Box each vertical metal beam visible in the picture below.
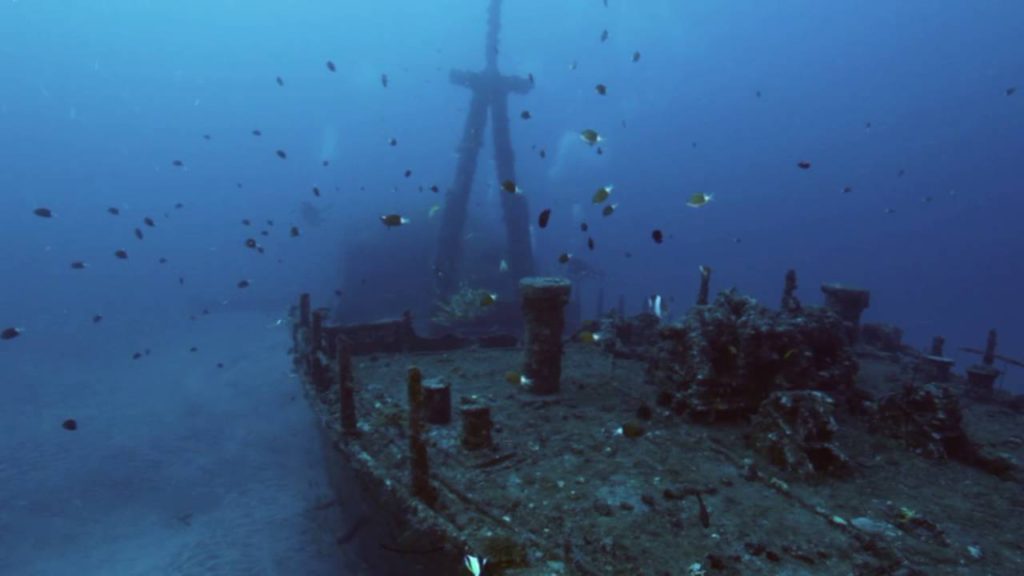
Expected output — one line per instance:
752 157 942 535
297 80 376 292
434 84 489 298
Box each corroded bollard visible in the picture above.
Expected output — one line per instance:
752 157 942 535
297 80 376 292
983 329 998 366
922 335 954 382
422 377 452 425
697 265 712 306
520 277 572 395
310 308 329 393
781 269 801 313
299 293 311 329
966 365 1000 396
407 367 437 506
336 336 359 436
820 283 870 342
922 354 955 382
461 403 493 450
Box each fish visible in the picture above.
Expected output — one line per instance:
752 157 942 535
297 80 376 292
592 185 613 204
404 169 412 178
501 180 522 194
158 257 167 264
699 265 711 280
252 129 262 136
322 160 329 167
558 252 572 264
632 51 641 62
587 237 595 250
242 219 251 226
276 76 284 86
479 292 498 307
171 160 184 167
380 214 410 227
842 186 853 194
578 331 602 344
275 149 287 159
92 315 103 323
783 349 799 360
381 73 389 88
237 279 251 289
528 73 535 85
1007 87 1017 96
62 419 78 431
430 185 440 193
570 60 578 71
600 29 609 42
521 110 531 120
595 83 607 95
2 327 22 340
601 203 617 217
134 228 143 240
388 137 398 146
312 187 321 197
538 209 551 228
290 226 300 237
580 222 589 232
504 371 521 385
33 208 53 218
143 217 155 227
580 129 602 145
202 134 211 141
428 205 441 218
686 192 712 208
651 229 663 244
107 207 120 215
70 261 87 270
797 160 811 170
114 249 128 259
326 60 336 72
464 555 487 576
499 259 509 272
245 238 258 249
132 352 142 360
538 149 546 159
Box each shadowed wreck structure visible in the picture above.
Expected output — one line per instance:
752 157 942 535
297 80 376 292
433 0 534 305
286 4 1024 576
290 261 1024 575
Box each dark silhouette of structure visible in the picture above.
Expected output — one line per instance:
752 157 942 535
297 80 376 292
434 0 534 300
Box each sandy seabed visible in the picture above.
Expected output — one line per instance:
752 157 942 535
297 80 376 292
0 310 363 576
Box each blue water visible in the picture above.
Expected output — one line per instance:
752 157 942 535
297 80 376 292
1 1 1022 574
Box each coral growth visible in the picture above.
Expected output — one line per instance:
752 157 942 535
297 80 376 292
432 283 498 326
649 289 858 421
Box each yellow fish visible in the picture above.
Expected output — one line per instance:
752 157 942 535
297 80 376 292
783 348 799 360
686 192 712 208
479 292 498 307
592 185 613 204
578 331 602 344
580 129 602 145
428 205 441 218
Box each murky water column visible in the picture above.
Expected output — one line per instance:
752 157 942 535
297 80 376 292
520 277 572 395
